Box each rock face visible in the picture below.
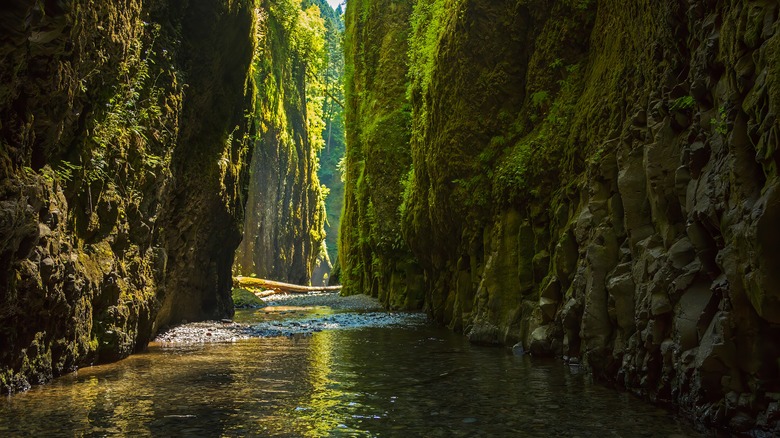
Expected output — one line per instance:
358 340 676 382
343 0 780 432
0 0 255 391
339 0 425 309
315 1 346 284
234 0 327 285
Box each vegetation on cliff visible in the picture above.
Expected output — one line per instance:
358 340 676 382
0 0 255 391
235 0 340 286
0 0 341 394
341 0 780 432
315 2 347 279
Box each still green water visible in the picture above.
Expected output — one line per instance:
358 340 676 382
0 315 703 437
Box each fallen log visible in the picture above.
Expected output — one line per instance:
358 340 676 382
233 276 342 294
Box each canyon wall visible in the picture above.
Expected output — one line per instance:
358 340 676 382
342 0 780 432
0 0 255 391
339 0 425 308
235 0 327 285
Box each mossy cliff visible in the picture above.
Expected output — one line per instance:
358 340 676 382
315 2 346 282
343 0 780 431
235 0 327 285
339 0 425 309
0 0 255 391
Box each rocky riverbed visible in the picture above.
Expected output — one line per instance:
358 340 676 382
153 293 426 344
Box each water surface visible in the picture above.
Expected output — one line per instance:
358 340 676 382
0 309 703 437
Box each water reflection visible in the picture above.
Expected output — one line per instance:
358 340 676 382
0 323 702 437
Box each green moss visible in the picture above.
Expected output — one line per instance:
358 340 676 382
339 0 422 307
234 0 328 283
232 288 266 309
670 95 695 111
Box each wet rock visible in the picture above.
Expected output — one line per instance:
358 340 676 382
511 342 525 356
529 325 557 357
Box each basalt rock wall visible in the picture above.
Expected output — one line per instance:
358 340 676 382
235 0 327 285
343 0 780 432
339 0 425 309
0 0 255 391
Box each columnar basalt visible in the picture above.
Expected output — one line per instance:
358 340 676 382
342 0 780 432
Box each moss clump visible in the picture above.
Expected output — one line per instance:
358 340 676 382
232 288 266 309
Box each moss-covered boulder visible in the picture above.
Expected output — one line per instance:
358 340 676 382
231 288 266 309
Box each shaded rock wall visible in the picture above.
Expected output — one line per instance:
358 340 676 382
315 0 346 279
0 0 255 391
343 0 780 432
339 0 425 309
235 0 326 285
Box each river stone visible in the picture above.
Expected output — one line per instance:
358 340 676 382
529 324 556 357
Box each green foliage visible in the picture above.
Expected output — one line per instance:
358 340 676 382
531 90 550 108
452 174 491 210
53 161 81 183
336 155 347 182
670 95 695 111
494 63 585 204
494 138 534 200
80 19 172 201
259 0 329 159
713 105 729 135
398 167 414 217
311 0 347 264
296 5 328 156
408 0 452 98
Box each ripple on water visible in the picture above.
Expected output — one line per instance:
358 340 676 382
0 295 708 437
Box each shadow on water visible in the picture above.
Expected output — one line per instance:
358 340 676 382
0 316 704 437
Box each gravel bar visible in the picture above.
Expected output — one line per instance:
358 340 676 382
154 293 425 344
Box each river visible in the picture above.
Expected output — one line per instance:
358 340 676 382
0 294 705 437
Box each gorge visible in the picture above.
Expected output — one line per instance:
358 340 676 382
1 0 779 435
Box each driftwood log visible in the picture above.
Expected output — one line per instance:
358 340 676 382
233 276 342 296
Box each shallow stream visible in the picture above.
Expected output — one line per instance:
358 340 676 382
0 294 705 437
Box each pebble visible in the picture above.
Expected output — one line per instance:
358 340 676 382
154 293 426 344
262 292 384 311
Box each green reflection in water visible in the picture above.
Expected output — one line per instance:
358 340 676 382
0 324 705 437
